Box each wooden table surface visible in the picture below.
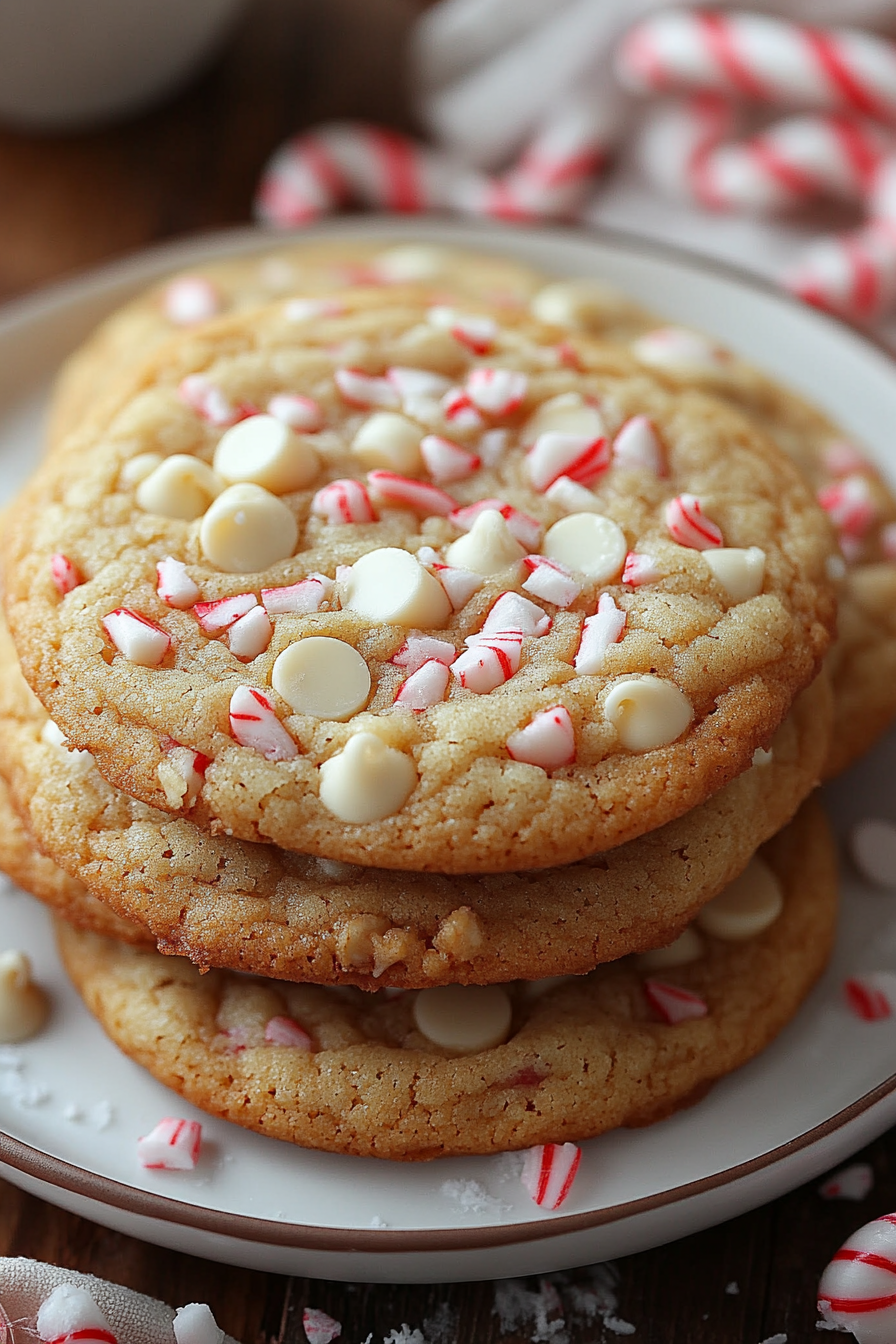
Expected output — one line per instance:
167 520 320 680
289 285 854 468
0 1 891 1339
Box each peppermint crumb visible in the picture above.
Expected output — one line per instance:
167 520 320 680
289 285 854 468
440 1178 509 1216
421 1303 457 1344
604 1316 636 1335
760 1335 787 1343
383 1329 426 1344
725 1282 740 1295
369 1215 390 1228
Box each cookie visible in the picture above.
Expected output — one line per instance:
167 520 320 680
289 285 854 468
49 240 545 447
530 279 896 775
0 770 148 947
55 797 838 1159
0 613 832 987
3 295 836 871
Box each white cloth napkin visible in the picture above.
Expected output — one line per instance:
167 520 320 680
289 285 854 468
0 1258 239 1344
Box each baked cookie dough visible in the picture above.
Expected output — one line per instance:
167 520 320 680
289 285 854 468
0 614 832 987
3 295 836 871
530 278 896 776
55 797 838 1159
49 240 545 448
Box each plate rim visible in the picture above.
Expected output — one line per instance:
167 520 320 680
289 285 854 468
1 214 895 1253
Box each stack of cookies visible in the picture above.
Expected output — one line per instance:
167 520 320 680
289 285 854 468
1 237 894 1168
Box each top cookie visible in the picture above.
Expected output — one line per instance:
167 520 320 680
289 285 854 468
3 293 836 871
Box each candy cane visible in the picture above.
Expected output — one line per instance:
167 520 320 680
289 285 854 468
616 11 896 121
137 1116 202 1170
521 1142 582 1210
818 1211 896 1342
665 494 724 550
644 978 709 1024
50 553 83 596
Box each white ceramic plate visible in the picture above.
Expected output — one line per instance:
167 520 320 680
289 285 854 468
2 219 896 1285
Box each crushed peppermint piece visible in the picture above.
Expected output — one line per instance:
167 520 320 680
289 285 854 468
267 392 323 431
229 686 298 760
50 553 83 596
623 552 662 586
441 387 485 429
449 498 542 550
431 562 482 609
193 592 258 633
818 1162 874 1201
157 556 200 609
178 373 239 427
367 470 456 516
394 658 451 710
420 434 480 483
644 979 709 1024
312 479 377 524
36 1284 118 1343
507 705 576 770
172 1302 225 1344
387 366 452 400
665 494 724 550
262 575 334 615
334 368 399 409
575 594 627 674
527 430 610 492
392 636 456 675
466 367 528 416
302 1308 342 1344
137 1117 202 1170
228 605 273 661
521 1142 582 1209
725 1282 740 1296
427 307 497 354
483 591 551 637
163 275 220 325
844 973 896 1020
818 475 877 538
613 415 666 475
522 555 582 607
102 609 170 667
265 1016 313 1049
452 634 523 693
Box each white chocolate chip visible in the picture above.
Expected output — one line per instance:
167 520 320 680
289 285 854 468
445 509 526 576
136 454 224 521
412 984 512 1052
199 484 298 573
542 512 627 582
703 546 766 602
637 926 705 970
351 412 424 473
272 637 371 720
0 950 50 1043
521 392 604 444
603 676 694 751
545 477 604 513
343 548 451 627
696 856 783 940
850 818 896 889
374 243 449 281
213 414 320 494
318 731 417 822
531 279 630 329
120 452 163 486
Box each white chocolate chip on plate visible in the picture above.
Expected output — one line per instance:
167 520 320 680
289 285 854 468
521 392 605 444
214 414 320 494
637 926 705 970
351 412 424 473
703 546 766 602
318 731 417 823
444 509 526 576
199 483 298 573
0 950 50 1043
343 547 451 627
603 676 694 751
413 984 512 1052
542 512 627 582
135 454 223 520
696 855 783 941
272 637 371 721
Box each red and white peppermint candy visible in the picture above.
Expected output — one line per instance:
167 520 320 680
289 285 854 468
844 972 896 1020
178 373 239 427
644 978 709 1024
613 416 667 475
785 216 896 321
483 590 552 637
334 367 399 410
137 1117 202 1170
36 1284 118 1344
193 592 257 633
102 609 170 667
452 633 523 693
428 306 498 355
156 556 200 610
522 555 582 608
312 478 377 524
386 366 453 400
622 552 663 586
819 1162 875 1201
50 553 83 596
420 434 480 483
521 1142 582 1211
366 469 456 517
430 562 482 610
163 275 221 326
163 743 211 806
262 574 334 614
441 386 485 430
173 1303 224 1344
394 658 451 710
819 474 878 538
267 392 323 432
527 430 610 492
229 605 273 661
507 704 576 769
818 1211 896 1343
465 367 528 416
575 594 627 674
229 685 298 760
665 494 724 550
392 635 456 675
302 1308 342 1344
449 498 543 550
265 1015 313 1049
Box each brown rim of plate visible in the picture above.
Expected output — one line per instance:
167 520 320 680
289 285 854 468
2 1072 896 1253
1 216 895 1255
